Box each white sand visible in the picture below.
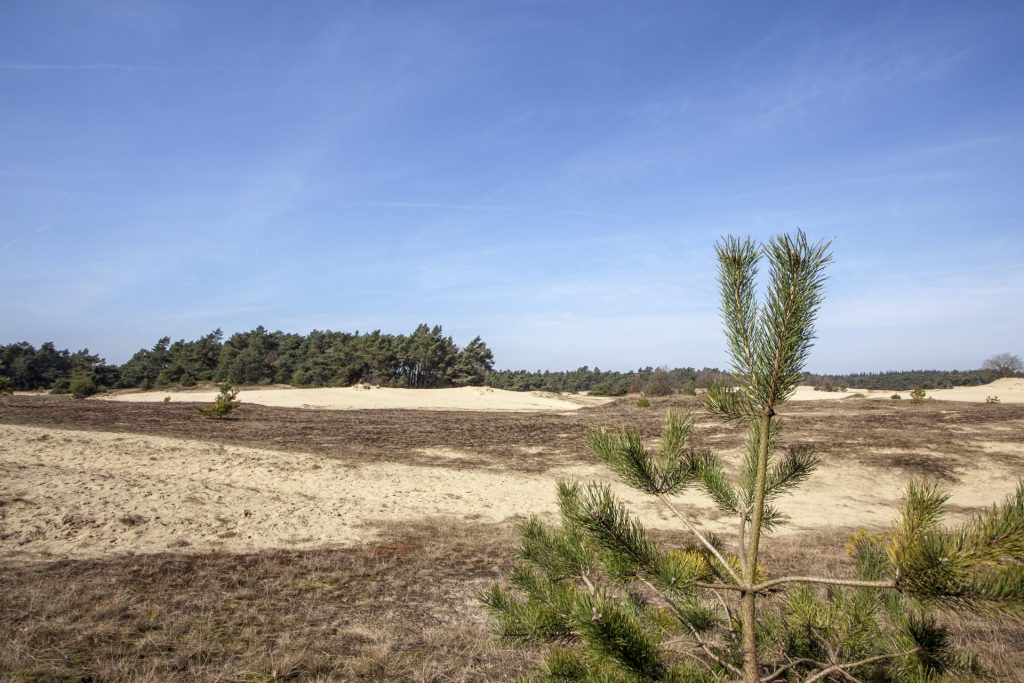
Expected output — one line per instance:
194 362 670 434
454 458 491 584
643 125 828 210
3 422 1020 560
97 385 611 412
790 378 1024 403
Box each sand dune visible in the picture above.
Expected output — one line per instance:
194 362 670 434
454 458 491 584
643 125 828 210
93 378 1024 412
98 385 611 412
791 377 1024 403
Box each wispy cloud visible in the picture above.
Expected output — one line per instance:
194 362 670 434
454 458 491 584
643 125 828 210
0 63 228 73
335 200 628 220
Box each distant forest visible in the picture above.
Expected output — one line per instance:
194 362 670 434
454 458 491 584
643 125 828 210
0 325 1016 397
0 325 494 395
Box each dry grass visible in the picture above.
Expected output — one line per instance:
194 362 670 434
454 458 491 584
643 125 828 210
0 520 533 682
3 395 1022 478
3 522 1022 681
2 396 1023 680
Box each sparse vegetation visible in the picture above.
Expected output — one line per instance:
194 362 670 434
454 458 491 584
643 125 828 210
910 386 927 404
986 395 1001 404
483 233 1024 682
636 395 651 408
891 393 902 400
2 382 1024 680
197 382 241 419
69 367 101 399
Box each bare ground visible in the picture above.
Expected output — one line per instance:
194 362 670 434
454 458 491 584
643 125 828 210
1 394 1023 681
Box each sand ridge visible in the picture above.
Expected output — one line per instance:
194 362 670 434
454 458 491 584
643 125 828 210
88 379 1024 413
97 385 612 412
790 377 1024 403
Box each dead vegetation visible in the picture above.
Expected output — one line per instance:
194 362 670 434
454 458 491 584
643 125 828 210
1 395 1023 680
0 521 532 682
2 395 1022 478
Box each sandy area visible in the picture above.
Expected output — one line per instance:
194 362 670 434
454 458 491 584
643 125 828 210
3 421 1019 560
790 377 1024 403
97 385 611 412
89 379 1024 414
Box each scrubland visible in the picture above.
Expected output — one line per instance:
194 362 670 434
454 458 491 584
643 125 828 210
2 389 1023 681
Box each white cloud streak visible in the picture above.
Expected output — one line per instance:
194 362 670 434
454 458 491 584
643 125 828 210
0 63 228 73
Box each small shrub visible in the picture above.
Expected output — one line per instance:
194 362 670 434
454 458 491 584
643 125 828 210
910 386 926 404
986 395 1001 404
0 375 12 395
197 382 240 419
891 393 902 400
636 396 651 408
69 369 100 399
163 396 172 403
49 377 71 394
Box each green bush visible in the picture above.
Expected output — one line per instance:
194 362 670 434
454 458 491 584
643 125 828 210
890 393 902 400
69 369 100 399
636 396 650 408
986 395 1001 404
0 375 12 395
910 386 926 404
49 377 70 394
197 382 240 419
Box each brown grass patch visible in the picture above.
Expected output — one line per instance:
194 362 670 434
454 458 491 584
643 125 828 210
0 521 531 682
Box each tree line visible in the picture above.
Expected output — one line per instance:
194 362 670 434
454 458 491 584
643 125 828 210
803 366 1016 392
484 366 732 396
0 329 1018 397
0 324 494 393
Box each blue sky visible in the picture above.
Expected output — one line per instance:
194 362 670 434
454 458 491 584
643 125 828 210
2 1 1022 373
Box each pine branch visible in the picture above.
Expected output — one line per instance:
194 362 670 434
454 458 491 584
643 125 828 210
764 446 818 503
801 649 920 683
573 589 667 680
715 235 761 386
692 450 741 515
519 515 595 581
656 493 743 586
754 576 896 592
758 658 817 682
890 479 1024 614
702 383 757 423
751 231 832 411
585 412 697 495
638 577 743 678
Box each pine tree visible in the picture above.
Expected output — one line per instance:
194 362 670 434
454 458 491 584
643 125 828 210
483 231 1024 682
197 382 241 419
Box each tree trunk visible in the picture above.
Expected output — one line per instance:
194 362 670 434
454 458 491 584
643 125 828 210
740 411 773 681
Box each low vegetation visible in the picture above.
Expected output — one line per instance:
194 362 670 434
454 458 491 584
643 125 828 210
196 382 241 419
69 367 101 399
2 383 1023 681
